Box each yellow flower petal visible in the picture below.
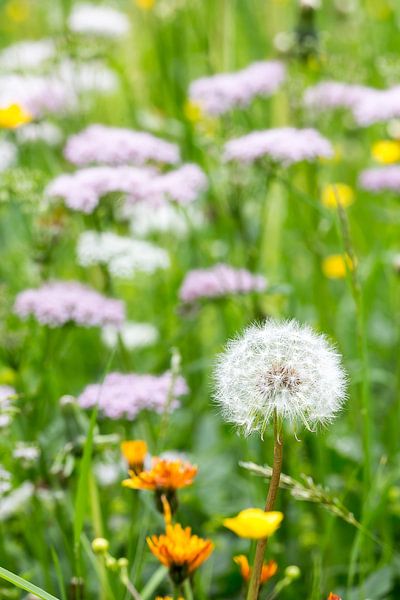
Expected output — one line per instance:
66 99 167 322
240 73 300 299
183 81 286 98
371 140 400 165
321 183 354 209
223 509 284 539
322 254 354 279
0 104 32 129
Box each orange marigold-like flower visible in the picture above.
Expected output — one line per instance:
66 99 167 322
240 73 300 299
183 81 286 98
233 555 277 585
147 523 213 585
328 594 342 600
121 440 147 473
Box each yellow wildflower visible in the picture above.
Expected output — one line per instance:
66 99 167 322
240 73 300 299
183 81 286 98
120 440 147 474
322 254 354 279
0 104 32 129
184 100 204 124
5 0 30 22
371 140 400 164
135 0 156 9
223 509 283 539
321 183 354 209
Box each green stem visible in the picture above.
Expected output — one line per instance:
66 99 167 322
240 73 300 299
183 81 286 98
183 579 194 600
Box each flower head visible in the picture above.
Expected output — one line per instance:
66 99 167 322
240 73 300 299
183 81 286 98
321 183 354 209
121 440 148 474
147 523 213 584
214 319 347 434
223 509 283 539
123 458 197 492
359 165 400 192
328 594 342 600
371 140 400 164
322 254 354 279
234 555 277 584
0 104 31 129
68 3 130 38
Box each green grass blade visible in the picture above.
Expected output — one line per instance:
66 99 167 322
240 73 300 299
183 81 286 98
50 547 67 600
0 566 60 600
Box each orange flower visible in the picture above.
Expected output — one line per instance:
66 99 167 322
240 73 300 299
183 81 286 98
121 440 147 473
328 595 342 600
147 523 213 584
234 555 277 585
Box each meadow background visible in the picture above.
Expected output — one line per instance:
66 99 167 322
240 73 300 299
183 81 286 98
0 0 400 598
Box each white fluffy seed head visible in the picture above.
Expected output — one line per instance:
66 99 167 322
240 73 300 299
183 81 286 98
214 319 347 435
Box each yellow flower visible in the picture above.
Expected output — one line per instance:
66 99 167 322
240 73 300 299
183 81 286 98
322 254 354 279
155 597 184 600
0 104 32 129
0 367 16 386
372 140 400 164
321 183 354 209
135 0 156 9
234 555 278 585
122 457 197 492
120 440 147 473
5 0 30 22
147 523 213 584
223 509 284 539
184 100 204 124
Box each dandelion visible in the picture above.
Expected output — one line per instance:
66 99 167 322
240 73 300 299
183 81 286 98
224 509 283 539
214 319 346 600
121 440 148 474
189 60 286 116
147 522 213 585
371 140 400 164
0 104 31 128
68 3 130 38
234 555 277 585
322 254 353 279
321 183 354 209
123 457 197 513
223 127 333 165
179 264 267 303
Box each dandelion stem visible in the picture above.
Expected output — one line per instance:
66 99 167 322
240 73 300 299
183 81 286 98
246 411 283 600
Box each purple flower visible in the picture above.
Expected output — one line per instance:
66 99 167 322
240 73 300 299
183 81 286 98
304 81 373 112
0 74 74 117
76 371 188 420
179 264 267 303
64 124 180 166
353 86 400 126
358 166 400 192
189 60 286 116
223 127 333 165
14 281 125 328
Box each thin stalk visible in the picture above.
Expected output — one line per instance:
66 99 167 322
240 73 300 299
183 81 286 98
246 412 283 600
183 579 194 600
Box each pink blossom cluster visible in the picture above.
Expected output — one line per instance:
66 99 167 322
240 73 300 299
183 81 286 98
189 60 286 116
358 166 400 192
304 81 373 112
64 124 180 166
76 371 188 419
14 281 125 328
0 74 74 117
353 86 400 126
47 163 208 213
223 127 333 165
179 264 267 303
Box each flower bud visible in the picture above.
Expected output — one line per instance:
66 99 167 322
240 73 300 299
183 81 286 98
285 565 301 580
91 537 109 554
118 557 129 568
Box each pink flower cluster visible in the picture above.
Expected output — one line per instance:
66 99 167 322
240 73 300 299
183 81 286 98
304 81 373 112
353 86 400 126
47 163 208 213
14 281 125 328
189 60 286 116
358 166 400 192
223 127 333 165
64 124 180 166
179 264 267 303
76 371 188 420
0 74 74 117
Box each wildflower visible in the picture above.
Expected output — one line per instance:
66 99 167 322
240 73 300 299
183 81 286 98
184 99 204 123
77 372 188 420
5 0 30 22
13 444 39 462
224 127 333 165
121 440 148 474
189 60 286 116
321 183 354 209
77 231 170 277
328 594 342 600
0 104 31 128
0 74 73 118
68 3 130 38
0 140 17 172
91 537 110 554
127 202 203 238
147 523 213 584
136 0 156 9
14 281 125 328
322 254 353 279
304 81 373 113
359 165 400 192
179 264 267 303
123 458 197 513
0 39 55 71
214 319 346 434
64 124 180 166
285 565 301 580
101 322 159 351
354 85 400 126
17 122 62 146
234 555 277 585
223 509 283 539
371 140 400 164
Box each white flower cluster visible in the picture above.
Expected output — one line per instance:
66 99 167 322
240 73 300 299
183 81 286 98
77 231 170 278
0 141 17 173
126 202 203 238
0 39 56 71
68 3 130 38
101 321 159 350
214 320 347 435
16 122 63 146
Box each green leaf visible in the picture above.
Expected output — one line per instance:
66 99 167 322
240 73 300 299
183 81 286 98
0 566 60 600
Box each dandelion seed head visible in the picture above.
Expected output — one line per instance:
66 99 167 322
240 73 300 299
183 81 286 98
214 320 347 435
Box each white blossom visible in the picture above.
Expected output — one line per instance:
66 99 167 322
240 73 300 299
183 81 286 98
68 4 130 38
101 321 159 350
